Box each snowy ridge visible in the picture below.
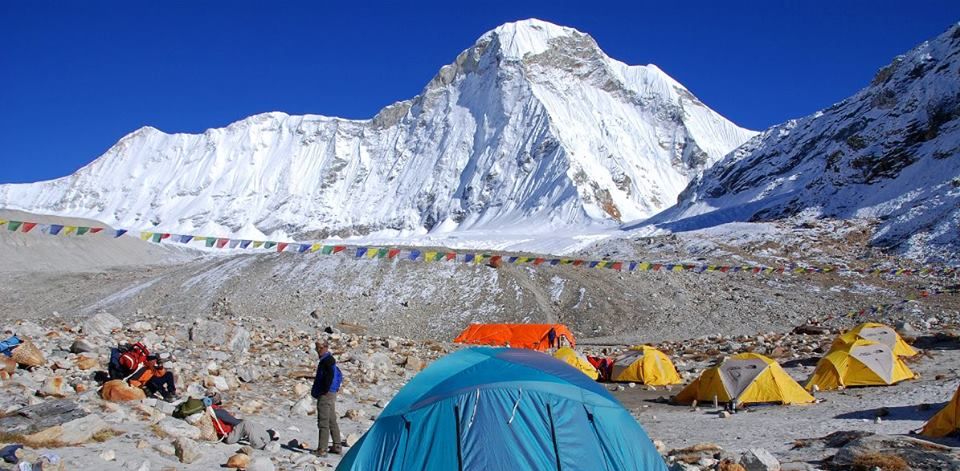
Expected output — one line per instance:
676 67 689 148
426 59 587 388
0 19 754 246
644 23 960 262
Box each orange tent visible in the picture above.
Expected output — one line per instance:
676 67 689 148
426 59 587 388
453 324 575 351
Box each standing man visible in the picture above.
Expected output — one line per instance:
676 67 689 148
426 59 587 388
547 327 557 349
311 340 342 456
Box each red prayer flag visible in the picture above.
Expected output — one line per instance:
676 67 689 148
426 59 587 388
90 227 104 234
387 249 401 259
277 242 289 252
611 261 623 271
533 258 545 266
216 238 229 248
161 233 171 240
332 245 346 254
445 252 456 261
573 260 584 266
21 222 37 233
653 264 663 271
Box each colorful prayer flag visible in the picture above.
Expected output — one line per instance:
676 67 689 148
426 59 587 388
276 242 288 252
114 229 127 238
409 250 421 260
76 227 90 236
217 238 229 249
388 248 401 259
356 247 368 258
321 245 333 255
20 222 36 233
6 221 21 231
206 238 217 248
151 233 162 243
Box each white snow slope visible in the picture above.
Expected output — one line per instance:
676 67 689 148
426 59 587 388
0 19 754 247
641 23 960 263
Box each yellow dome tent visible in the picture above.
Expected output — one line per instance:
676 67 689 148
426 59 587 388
610 345 681 385
921 384 960 438
553 347 599 380
805 339 915 391
831 322 918 357
674 353 813 406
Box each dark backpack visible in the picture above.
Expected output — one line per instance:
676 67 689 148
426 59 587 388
108 344 132 380
330 364 343 393
173 398 206 418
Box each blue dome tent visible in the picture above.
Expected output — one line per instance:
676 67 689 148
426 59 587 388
337 347 667 470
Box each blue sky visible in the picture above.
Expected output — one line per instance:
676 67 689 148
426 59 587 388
2 1 958 183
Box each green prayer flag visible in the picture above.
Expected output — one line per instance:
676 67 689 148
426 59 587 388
205 238 216 248
7 221 22 231
321 245 333 255
76 227 89 236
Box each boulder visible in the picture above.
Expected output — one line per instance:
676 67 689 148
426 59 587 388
156 417 202 440
1 356 16 374
190 319 228 345
228 327 251 354
83 312 122 337
293 382 311 397
832 434 960 471
402 356 426 371
226 453 251 469
0 400 86 435
23 413 109 446
69 339 97 354
129 321 154 332
75 356 99 370
11 340 45 367
291 396 316 416
345 432 362 447
237 367 260 383
174 437 203 464
100 380 147 402
248 457 276 471
739 448 780 471
38 376 68 398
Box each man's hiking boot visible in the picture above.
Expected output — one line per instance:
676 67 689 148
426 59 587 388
329 445 343 455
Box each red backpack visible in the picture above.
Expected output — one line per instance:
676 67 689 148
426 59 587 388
118 342 149 373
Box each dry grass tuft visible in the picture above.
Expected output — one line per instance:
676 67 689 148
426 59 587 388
92 428 121 442
851 452 909 471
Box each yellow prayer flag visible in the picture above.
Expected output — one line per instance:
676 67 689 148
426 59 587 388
638 262 651 271
367 248 379 259
425 251 438 262
252 241 263 248
310 243 322 253
141 232 152 241
596 261 608 269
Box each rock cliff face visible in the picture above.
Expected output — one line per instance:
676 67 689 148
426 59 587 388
0 19 753 241
652 23 960 262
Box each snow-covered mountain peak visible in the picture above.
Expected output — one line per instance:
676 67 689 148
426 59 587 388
481 18 584 59
0 20 755 247
647 23 960 262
